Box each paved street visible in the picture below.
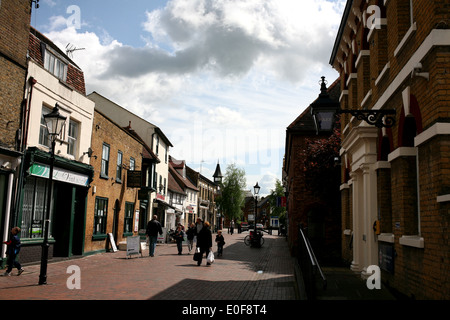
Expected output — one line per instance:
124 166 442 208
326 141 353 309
0 231 296 301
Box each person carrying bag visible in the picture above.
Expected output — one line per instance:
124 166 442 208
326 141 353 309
195 221 213 266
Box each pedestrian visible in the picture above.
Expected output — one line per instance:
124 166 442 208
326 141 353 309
230 220 235 235
186 223 196 254
2 227 24 276
196 221 212 266
195 217 203 235
146 215 163 257
215 230 225 257
174 225 184 255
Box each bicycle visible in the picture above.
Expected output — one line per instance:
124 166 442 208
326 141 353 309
244 231 264 247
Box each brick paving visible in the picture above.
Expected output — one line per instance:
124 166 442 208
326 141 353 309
0 231 297 301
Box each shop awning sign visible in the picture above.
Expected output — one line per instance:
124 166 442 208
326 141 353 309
30 163 90 187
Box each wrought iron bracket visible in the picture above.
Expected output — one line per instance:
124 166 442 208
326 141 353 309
337 109 396 128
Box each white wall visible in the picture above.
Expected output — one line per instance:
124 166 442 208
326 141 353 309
25 61 94 164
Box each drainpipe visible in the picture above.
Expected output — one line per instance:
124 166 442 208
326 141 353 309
22 76 37 151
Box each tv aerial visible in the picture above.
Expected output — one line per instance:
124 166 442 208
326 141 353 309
66 43 85 58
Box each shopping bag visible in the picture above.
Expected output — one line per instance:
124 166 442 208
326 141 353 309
193 247 201 261
207 251 214 264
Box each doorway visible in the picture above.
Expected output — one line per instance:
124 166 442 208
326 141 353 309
113 200 120 244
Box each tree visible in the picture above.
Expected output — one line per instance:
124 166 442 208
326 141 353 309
302 127 341 199
268 179 287 224
216 163 247 222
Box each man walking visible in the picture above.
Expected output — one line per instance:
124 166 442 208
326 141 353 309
146 215 163 257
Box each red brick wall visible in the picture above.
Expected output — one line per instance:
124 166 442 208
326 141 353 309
334 0 450 299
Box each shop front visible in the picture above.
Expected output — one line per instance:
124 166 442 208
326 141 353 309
0 148 22 267
17 148 93 264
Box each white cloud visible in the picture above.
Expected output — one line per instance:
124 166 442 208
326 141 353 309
40 0 345 188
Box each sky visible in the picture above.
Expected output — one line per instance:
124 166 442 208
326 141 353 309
31 0 345 196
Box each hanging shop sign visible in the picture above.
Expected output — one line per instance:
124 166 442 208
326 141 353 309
127 170 142 188
29 163 89 186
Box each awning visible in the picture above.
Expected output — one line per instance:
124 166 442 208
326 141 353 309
154 198 175 209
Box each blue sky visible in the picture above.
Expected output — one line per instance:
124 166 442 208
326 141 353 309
31 0 345 195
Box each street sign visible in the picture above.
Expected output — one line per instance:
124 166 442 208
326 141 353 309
126 235 142 258
108 233 118 252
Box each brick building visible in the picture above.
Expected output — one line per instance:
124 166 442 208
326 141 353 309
85 111 159 254
283 79 342 263
0 0 32 266
88 92 174 233
330 0 450 299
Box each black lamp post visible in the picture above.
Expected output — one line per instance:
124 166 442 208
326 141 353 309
39 103 66 285
252 182 260 246
213 162 223 230
310 76 396 134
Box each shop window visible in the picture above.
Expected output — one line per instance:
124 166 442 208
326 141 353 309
124 202 134 234
21 177 54 239
93 197 108 235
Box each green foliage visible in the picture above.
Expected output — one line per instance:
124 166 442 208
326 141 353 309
268 179 286 223
302 127 341 199
216 163 247 221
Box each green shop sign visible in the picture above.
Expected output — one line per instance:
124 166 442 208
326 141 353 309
29 163 90 187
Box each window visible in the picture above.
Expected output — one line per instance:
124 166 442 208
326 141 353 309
101 143 110 178
93 197 108 235
153 172 158 190
67 119 79 156
124 202 134 234
21 177 54 239
39 106 52 147
130 157 135 171
116 151 123 182
155 135 159 155
44 50 67 82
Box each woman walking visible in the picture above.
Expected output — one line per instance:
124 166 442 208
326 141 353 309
186 223 196 254
195 221 212 266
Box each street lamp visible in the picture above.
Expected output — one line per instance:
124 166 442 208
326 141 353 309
252 182 260 247
310 76 396 134
39 103 66 285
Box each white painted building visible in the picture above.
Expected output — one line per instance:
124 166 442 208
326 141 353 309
17 27 95 263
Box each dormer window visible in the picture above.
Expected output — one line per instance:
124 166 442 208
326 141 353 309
44 50 67 82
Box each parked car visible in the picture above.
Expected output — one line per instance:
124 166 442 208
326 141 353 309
256 223 264 230
241 222 249 231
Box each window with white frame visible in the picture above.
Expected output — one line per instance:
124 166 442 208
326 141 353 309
101 143 110 178
44 50 68 82
39 106 52 148
116 151 123 182
67 119 79 156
